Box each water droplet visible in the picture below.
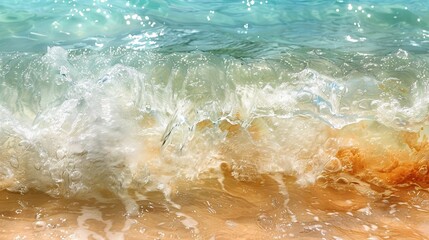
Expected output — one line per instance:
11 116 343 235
33 221 46 231
325 158 342 172
316 175 328 186
335 177 349 185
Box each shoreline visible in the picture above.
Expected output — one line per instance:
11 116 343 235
1 173 428 239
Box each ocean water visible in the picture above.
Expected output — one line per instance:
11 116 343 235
1 0 429 239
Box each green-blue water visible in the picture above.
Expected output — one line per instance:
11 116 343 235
1 0 428 53
1 0 429 223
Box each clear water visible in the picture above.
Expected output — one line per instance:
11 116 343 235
1 0 429 239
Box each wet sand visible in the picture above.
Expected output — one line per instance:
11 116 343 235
2 120 429 239
1 171 429 240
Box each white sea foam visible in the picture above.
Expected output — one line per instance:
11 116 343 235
0 47 429 213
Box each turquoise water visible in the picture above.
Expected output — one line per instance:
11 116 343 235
1 0 429 215
1 0 428 53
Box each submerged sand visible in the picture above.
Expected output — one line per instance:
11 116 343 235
1 172 429 240
2 120 429 239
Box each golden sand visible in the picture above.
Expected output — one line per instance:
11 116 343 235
1 171 429 239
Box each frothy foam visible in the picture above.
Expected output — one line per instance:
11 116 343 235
1 47 429 214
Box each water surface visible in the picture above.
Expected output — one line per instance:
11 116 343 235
1 0 429 239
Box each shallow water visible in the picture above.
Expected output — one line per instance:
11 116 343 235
2 174 429 239
1 0 429 239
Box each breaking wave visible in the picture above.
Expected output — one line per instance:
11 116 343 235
1 46 429 213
